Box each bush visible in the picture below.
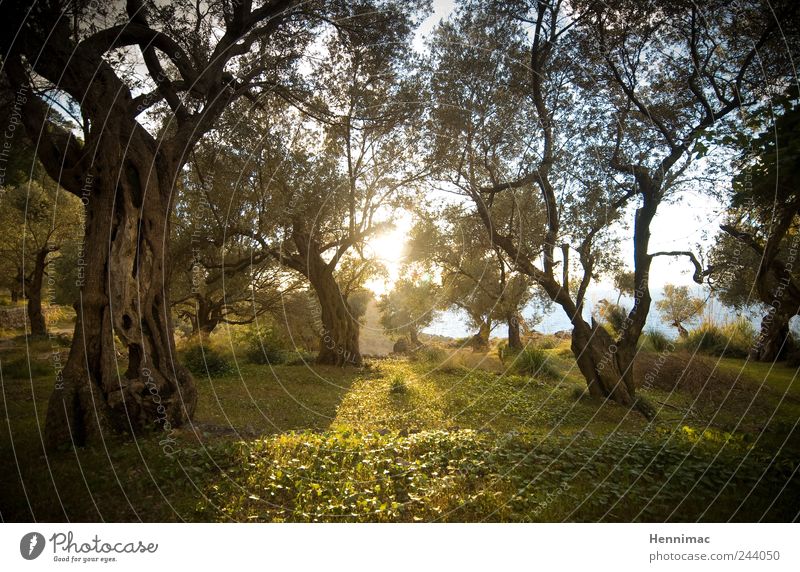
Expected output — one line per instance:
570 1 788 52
389 373 408 394
412 345 448 365
684 318 755 358
235 323 290 365
723 316 756 358
645 328 672 352
507 347 557 380
181 343 234 377
535 335 559 350
684 321 728 355
283 350 317 366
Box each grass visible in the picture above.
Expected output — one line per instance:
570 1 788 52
1 328 798 522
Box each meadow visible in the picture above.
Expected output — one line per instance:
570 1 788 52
1 317 798 522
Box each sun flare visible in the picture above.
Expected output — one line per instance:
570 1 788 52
362 220 411 297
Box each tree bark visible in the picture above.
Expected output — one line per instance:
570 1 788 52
571 319 654 418
286 230 362 367
26 247 51 336
190 295 220 336
307 260 362 366
751 311 794 362
44 140 197 450
507 314 523 351
470 319 491 351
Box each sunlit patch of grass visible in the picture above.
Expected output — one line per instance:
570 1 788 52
1 342 798 522
198 427 799 522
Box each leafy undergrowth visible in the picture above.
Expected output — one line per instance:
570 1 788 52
1 342 798 522
198 427 799 522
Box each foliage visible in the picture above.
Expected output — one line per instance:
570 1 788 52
3 341 800 522
378 277 441 343
198 427 797 522
1 354 53 378
411 345 448 365
235 323 291 365
181 342 234 377
644 328 672 353
407 211 543 343
0 180 82 302
595 300 629 337
389 373 408 395
504 347 557 380
683 317 755 358
656 285 705 337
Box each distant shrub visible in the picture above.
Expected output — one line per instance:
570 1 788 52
508 347 557 380
535 336 559 350
283 350 317 366
557 346 574 359
448 337 471 348
684 317 755 358
645 328 672 352
723 316 756 358
412 345 448 365
684 321 727 355
235 323 289 365
182 343 234 377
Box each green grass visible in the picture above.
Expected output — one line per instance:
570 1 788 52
1 333 798 522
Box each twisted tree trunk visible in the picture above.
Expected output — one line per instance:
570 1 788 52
45 137 197 450
751 311 794 362
507 314 522 351
307 258 362 367
26 247 53 336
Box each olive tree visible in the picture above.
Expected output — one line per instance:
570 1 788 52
0 0 406 448
426 0 784 416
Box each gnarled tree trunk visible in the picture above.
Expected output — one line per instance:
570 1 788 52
507 314 522 351
307 259 362 367
26 247 52 336
45 138 197 450
470 319 491 351
190 294 220 336
571 319 653 418
751 310 794 362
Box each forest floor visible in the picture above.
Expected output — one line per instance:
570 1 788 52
1 326 799 522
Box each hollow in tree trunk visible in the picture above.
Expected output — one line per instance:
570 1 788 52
45 144 197 450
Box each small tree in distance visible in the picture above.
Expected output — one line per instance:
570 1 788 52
378 278 441 348
656 285 706 338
